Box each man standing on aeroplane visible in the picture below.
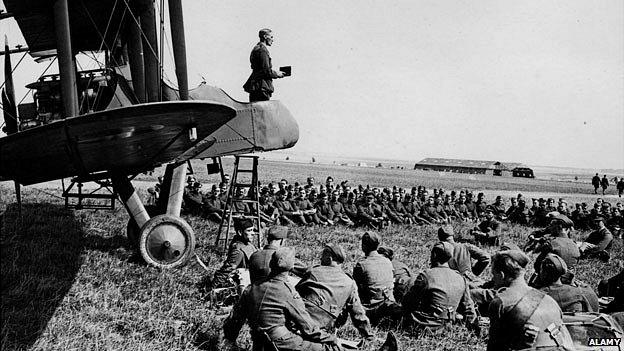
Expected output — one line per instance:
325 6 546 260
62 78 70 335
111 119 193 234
243 28 286 102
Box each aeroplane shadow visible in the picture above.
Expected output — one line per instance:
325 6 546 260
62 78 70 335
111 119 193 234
0 203 125 349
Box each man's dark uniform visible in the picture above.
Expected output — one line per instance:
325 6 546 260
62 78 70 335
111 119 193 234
402 242 478 330
296 265 373 338
488 283 574 350
592 174 601 193
581 225 613 256
378 247 415 301
448 242 490 285
224 250 336 351
487 251 574 351
353 251 395 306
212 234 257 288
248 226 307 284
474 216 501 246
357 201 385 229
538 253 599 313
274 197 307 225
243 41 281 102
293 196 320 224
540 283 599 313
352 237 398 323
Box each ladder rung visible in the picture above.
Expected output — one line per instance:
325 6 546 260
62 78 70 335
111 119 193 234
232 183 254 187
234 199 259 203
229 215 260 219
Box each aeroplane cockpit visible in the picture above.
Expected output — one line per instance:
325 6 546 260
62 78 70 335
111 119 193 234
18 68 134 131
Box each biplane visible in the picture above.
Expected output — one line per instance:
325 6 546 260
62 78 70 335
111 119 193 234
0 0 299 268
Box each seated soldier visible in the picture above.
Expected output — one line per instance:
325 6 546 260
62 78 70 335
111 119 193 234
508 198 530 225
528 213 581 287
343 192 359 223
353 232 400 324
314 192 335 225
211 218 258 289
402 241 478 332
224 248 340 351
387 191 414 224
378 247 415 302
419 196 444 224
471 206 502 246
231 187 250 215
486 250 574 351
538 253 599 313
505 197 518 219
491 195 507 220
258 191 280 225
357 193 387 229
202 185 224 223
182 175 204 215
295 244 374 341
329 190 354 226
438 226 490 287
578 215 614 261
248 226 307 284
292 188 321 224
273 190 307 225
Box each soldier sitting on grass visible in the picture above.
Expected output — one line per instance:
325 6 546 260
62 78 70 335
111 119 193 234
401 241 479 333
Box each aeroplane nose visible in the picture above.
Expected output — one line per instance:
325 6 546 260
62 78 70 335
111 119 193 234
258 100 299 150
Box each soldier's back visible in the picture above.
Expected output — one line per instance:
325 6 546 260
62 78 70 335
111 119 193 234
354 252 395 305
540 283 599 313
488 285 574 351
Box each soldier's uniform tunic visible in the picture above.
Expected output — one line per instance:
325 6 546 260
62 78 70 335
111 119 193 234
249 244 307 284
212 236 257 288
540 282 599 313
295 265 373 338
224 272 337 351
448 241 490 285
402 266 477 330
487 282 575 351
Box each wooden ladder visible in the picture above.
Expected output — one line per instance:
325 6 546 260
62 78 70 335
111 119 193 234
215 155 262 251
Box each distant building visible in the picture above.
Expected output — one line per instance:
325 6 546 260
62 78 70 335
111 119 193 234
413 158 534 177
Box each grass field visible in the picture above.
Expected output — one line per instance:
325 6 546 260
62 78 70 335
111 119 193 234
1 160 623 351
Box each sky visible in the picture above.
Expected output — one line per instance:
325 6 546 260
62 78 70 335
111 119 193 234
1 0 623 169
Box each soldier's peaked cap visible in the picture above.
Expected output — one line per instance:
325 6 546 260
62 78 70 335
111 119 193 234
324 243 345 263
437 226 454 239
431 241 454 263
362 232 380 248
541 253 568 276
593 215 605 222
499 250 530 268
548 212 574 227
267 225 288 240
270 248 295 272
234 218 254 232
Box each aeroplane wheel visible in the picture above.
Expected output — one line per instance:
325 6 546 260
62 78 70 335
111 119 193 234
138 214 195 269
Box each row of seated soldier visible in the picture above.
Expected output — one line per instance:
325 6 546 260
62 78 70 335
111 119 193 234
148 174 622 260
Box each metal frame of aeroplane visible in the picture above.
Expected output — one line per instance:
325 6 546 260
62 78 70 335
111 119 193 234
0 0 299 269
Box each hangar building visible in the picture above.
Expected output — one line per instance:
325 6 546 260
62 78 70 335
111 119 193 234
413 158 534 177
